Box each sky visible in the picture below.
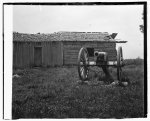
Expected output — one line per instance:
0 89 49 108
13 5 144 59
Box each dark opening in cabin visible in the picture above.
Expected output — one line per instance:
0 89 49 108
34 47 42 66
87 48 94 57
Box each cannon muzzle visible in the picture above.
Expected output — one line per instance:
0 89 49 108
94 51 107 57
94 51 108 62
94 51 99 56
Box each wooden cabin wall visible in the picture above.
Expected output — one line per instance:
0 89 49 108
63 41 82 65
42 41 63 67
63 41 117 65
13 42 34 68
13 41 63 68
13 41 117 68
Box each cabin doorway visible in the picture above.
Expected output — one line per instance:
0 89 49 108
34 47 42 66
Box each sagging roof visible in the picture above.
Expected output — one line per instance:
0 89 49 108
13 31 126 43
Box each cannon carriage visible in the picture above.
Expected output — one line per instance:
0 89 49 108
77 33 127 83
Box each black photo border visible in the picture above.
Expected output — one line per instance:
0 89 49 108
3 1 147 119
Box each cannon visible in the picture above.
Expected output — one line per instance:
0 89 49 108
77 34 127 83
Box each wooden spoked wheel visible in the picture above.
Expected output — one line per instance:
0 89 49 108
78 47 89 81
117 46 123 81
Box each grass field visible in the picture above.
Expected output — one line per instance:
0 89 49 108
12 59 145 119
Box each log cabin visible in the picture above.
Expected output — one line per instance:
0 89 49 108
13 31 124 68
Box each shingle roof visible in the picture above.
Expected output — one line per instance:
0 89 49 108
13 31 116 42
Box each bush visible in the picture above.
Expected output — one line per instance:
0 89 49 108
124 58 144 66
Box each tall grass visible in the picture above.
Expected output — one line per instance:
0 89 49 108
12 59 145 119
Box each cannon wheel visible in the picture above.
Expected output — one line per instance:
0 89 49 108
78 47 89 81
117 46 123 81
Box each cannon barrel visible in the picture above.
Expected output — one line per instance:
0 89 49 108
94 51 107 57
94 51 108 63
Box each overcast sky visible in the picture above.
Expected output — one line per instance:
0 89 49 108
13 5 144 59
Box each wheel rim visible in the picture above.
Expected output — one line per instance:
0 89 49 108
117 46 123 81
78 47 89 81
